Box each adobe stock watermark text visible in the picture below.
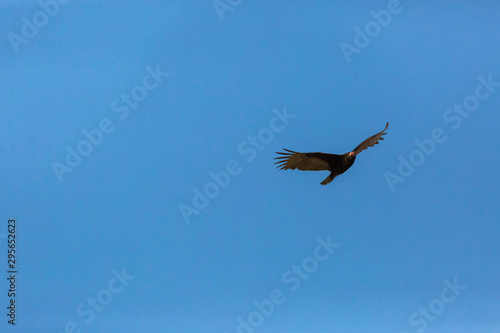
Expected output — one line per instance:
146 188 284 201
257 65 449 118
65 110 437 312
385 73 499 192
51 64 169 183
8 0 72 54
400 277 466 333
178 106 295 224
213 0 243 22
60 268 135 333
340 0 408 63
234 235 339 333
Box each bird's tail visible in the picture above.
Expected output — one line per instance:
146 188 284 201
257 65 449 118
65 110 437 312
320 173 336 185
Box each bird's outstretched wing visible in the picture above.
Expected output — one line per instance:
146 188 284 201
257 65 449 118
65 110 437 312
274 149 342 171
352 122 389 155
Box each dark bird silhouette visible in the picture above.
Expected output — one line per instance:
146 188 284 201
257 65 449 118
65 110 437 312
275 123 389 185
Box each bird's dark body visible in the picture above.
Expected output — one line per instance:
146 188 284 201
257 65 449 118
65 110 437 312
275 123 388 185
305 152 355 174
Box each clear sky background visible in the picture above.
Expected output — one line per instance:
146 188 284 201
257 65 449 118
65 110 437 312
1 1 499 332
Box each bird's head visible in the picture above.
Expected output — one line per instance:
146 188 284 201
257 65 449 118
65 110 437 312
348 151 355 158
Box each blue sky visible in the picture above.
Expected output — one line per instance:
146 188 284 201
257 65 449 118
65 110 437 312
1 1 499 332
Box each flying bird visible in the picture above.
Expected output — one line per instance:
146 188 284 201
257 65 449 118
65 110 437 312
275 122 389 185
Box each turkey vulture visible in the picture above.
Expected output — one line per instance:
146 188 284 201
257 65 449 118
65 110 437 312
275 122 389 185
